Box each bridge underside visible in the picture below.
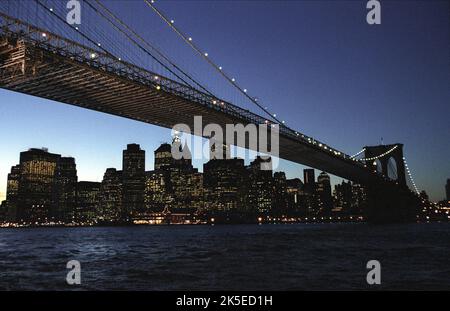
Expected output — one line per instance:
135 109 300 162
1 33 377 185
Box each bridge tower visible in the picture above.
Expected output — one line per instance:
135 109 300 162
364 144 406 187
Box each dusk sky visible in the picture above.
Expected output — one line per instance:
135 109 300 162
0 0 449 201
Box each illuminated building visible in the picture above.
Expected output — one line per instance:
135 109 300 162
154 143 173 170
147 140 203 212
53 157 77 222
303 169 315 194
203 157 247 211
286 178 304 213
122 144 145 220
16 148 60 222
145 170 173 211
351 183 367 215
247 156 273 213
317 171 333 215
5 165 20 221
333 181 352 214
76 181 101 223
99 168 122 222
5 149 79 223
273 172 288 215
302 169 317 214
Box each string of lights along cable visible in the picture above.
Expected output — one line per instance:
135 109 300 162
403 157 420 195
143 0 287 126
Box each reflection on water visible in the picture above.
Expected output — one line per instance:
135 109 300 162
0 223 449 290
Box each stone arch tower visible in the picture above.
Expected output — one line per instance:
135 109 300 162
364 144 406 187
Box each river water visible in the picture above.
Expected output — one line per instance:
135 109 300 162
0 223 449 290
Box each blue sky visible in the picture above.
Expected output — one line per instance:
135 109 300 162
0 0 449 201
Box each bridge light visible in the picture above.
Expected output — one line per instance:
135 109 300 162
232 78 235 82
97 43 101 47
170 20 175 24
219 66 222 70
49 8 54 12
90 53 97 59
75 27 79 31
188 37 192 41
243 89 247 93
282 120 285 124
273 114 277 117
156 85 161 90
154 75 159 80
42 33 47 38
118 57 122 61
204 52 208 57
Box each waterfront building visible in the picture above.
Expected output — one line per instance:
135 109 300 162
273 172 288 215
5 164 20 221
99 168 122 222
247 156 273 213
203 157 247 211
53 157 77 222
317 171 333 215
333 181 353 214
122 144 145 219
76 181 101 223
16 148 60 222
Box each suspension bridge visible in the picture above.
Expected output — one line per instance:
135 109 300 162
0 1 421 222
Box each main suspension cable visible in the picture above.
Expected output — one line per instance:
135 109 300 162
90 0 215 97
143 0 284 125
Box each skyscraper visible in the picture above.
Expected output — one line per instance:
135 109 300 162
76 181 101 223
286 178 305 214
317 171 333 214
303 169 315 193
247 156 273 213
273 172 288 215
99 168 122 222
122 144 145 220
333 181 352 214
154 143 173 170
16 148 60 222
204 157 247 211
302 168 317 214
6 165 20 221
53 157 77 222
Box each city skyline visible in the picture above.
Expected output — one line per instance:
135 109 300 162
1 1 449 202
2 140 371 225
